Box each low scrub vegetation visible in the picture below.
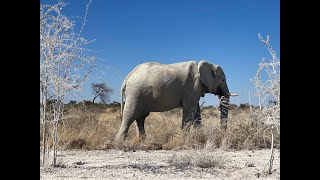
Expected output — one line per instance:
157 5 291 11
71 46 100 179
40 103 280 151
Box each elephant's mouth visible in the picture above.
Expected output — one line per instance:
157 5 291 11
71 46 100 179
215 87 225 98
216 88 238 98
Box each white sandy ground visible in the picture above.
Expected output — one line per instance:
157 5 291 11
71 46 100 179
40 149 280 180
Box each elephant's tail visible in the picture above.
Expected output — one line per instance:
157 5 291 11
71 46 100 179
120 82 126 117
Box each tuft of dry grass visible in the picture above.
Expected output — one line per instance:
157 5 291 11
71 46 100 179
167 151 225 169
40 104 280 151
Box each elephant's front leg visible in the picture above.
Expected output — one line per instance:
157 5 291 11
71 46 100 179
194 103 202 127
181 104 199 129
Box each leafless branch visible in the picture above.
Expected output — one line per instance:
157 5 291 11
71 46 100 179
252 34 279 175
40 0 95 167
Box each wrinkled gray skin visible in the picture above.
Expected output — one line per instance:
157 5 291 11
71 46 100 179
115 61 230 142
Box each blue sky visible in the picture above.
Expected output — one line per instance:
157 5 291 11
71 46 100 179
43 0 280 106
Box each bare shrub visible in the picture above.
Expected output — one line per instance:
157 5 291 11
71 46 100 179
40 0 95 166
251 34 280 126
251 34 280 175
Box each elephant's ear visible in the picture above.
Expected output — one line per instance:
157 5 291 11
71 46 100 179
198 60 215 91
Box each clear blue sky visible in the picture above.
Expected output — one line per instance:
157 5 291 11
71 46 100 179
43 0 280 106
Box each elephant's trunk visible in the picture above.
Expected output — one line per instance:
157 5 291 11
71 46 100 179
219 95 229 130
218 86 230 130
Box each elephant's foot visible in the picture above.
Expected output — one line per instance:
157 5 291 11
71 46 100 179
114 133 126 148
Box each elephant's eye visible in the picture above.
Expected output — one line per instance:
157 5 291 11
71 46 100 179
222 79 225 82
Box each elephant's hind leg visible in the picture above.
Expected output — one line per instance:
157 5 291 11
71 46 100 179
135 113 149 141
115 97 146 143
115 112 135 142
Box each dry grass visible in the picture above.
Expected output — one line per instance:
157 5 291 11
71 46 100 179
167 151 225 169
40 104 280 151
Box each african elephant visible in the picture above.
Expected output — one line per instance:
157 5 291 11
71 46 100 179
115 60 236 142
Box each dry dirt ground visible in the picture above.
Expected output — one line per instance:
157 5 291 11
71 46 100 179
40 149 280 180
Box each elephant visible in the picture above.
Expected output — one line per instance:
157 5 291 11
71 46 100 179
115 60 236 142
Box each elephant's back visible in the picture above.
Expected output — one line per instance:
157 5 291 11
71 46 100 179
125 61 197 94
126 61 194 85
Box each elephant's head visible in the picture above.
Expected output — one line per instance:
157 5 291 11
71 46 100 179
198 60 234 129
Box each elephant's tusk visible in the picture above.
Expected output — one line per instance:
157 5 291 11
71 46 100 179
226 93 239 97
